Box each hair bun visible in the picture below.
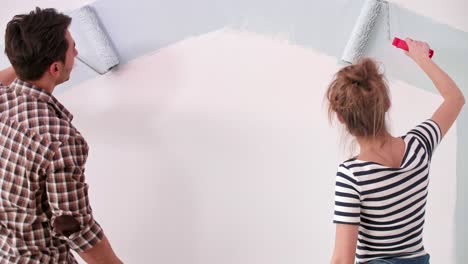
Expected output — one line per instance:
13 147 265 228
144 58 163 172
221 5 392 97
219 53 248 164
338 58 381 90
326 57 390 138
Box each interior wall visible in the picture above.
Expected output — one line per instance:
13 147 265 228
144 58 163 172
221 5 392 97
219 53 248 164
57 31 456 263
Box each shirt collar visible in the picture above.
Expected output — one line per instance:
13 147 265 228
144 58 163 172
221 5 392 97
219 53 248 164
10 79 73 122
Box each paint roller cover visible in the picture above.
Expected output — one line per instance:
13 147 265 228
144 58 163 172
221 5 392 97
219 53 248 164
69 6 119 74
341 0 383 64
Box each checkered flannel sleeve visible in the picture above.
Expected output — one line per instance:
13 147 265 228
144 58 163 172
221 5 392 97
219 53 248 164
46 135 104 252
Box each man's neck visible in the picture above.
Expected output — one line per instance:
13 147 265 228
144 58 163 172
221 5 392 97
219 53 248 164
26 78 55 94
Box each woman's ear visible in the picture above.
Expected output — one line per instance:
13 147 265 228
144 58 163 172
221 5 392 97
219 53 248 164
336 113 344 124
385 97 391 111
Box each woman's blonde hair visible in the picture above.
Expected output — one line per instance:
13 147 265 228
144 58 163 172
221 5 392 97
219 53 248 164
326 58 390 138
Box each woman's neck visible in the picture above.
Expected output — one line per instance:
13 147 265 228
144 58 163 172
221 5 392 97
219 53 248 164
355 130 406 168
356 130 394 153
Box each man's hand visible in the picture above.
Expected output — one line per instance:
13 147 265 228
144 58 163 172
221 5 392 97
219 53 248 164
0 67 16 85
78 235 123 264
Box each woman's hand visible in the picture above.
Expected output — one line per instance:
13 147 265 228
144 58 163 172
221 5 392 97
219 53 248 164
404 38 431 64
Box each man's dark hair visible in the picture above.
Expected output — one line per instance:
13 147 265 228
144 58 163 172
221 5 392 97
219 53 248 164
4 7 72 81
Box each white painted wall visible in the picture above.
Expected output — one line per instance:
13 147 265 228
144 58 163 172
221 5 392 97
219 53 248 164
58 30 456 263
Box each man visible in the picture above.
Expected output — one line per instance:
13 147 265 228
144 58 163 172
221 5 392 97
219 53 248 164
0 7 122 264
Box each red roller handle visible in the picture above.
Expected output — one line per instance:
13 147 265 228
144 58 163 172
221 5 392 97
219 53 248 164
392 37 434 58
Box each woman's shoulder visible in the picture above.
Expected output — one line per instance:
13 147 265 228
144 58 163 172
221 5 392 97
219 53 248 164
336 158 359 176
338 157 360 169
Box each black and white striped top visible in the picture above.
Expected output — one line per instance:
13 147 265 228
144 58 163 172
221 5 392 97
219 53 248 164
333 120 442 263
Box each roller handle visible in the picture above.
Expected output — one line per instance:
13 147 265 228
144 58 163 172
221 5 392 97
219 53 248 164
392 37 434 58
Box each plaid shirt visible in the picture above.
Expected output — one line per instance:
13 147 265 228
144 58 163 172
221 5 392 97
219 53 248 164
0 80 103 263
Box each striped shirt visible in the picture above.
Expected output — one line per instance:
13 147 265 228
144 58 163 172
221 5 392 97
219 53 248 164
0 80 103 263
333 120 442 263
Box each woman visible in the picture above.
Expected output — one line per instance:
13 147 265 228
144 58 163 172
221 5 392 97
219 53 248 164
327 38 465 264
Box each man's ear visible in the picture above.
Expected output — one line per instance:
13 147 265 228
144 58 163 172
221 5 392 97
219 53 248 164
49 62 61 77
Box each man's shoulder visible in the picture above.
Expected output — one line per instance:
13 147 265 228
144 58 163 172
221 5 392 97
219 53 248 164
32 110 80 143
0 90 79 142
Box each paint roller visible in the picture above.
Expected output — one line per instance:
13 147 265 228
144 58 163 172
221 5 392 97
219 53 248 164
68 5 119 74
342 0 435 63
341 0 384 64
